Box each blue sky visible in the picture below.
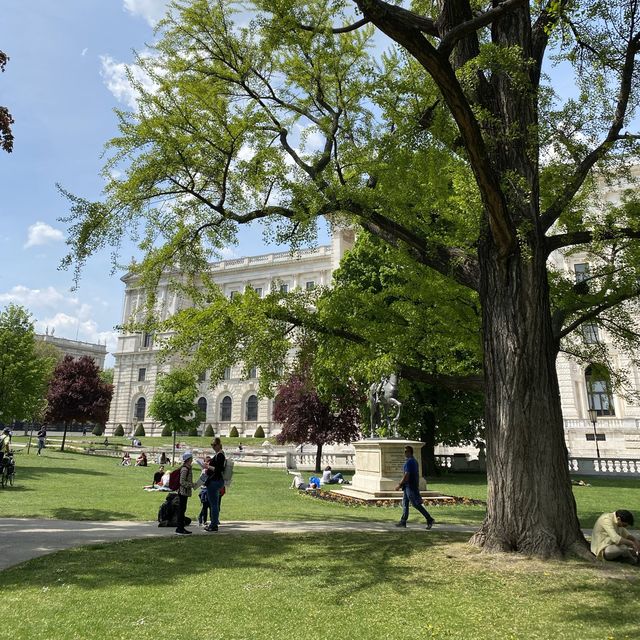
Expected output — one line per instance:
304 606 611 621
0 1 585 367
0 0 317 365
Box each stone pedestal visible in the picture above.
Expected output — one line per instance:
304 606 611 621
344 439 427 499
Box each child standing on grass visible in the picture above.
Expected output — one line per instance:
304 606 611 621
176 451 196 535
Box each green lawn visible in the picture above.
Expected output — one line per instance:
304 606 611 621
4 448 637 528
3 448 640 640
1 532 638 640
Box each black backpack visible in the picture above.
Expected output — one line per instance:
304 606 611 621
157 493 177 527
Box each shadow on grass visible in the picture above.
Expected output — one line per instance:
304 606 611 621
51 508 139 521
536 568 640 635
0 531 468 598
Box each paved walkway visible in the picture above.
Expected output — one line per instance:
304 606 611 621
0 518 478 571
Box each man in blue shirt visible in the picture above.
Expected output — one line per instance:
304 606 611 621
395 445 435 529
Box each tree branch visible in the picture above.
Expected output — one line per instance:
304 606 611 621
438 0 526 58
296 17 372 34
541 29 640 232
545 228 640 255
354 0 514 256
556 286 640 340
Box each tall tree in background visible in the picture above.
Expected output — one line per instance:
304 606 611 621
46 355 113 451
0 50 14 152
274 366 361 472
0 305 54 424
148 368 204 463
62 0 640 557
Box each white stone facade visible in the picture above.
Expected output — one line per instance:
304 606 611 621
107 177 640 457
107 230 355 436
35 333 107 369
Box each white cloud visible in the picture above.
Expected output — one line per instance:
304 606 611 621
0 285 69 308
81 48 88 57
123 0 169 26
100 54 158 109
0 285 118 355
24 222 65 249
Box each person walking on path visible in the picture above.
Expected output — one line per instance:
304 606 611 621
176 451 196 535
36 426 46 455
395 445 435 530
203 438 225 532
591 509 640 564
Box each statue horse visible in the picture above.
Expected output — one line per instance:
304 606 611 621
369 373 401 438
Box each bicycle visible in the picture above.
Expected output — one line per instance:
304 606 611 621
0 453 15 488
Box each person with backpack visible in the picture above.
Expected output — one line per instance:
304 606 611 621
175 451 197 535
203 438 225 532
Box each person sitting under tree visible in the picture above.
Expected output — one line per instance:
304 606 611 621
591 509 640 565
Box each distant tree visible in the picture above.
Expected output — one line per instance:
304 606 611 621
254 425 265 439
148 368 203 459
0 304 55 424
274 368 361 472
161 424 172 437
99 368 114 385
114 424 125 436
92 424 104 436
0 50 14 153
134 423 146 437
229 426 239 438
45 355 113 451
204 424 214 438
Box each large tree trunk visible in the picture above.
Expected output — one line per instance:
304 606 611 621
315 442 323 473
419 417 439 479
470 243 588 558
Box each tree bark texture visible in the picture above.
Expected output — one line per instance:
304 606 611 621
471 239 587 557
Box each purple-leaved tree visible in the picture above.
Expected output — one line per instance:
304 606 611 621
274 369 361 473
46 355 113 451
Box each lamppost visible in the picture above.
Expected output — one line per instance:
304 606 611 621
588 408 601 461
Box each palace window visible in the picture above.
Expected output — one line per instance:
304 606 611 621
220 396 232 421
585 365 615 416
246 395 258 421
582 323 600 344
138 368 146 382
197 397 207 419
134 397 146 421
574 263 590 283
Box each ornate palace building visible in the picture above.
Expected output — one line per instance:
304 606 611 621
107 173 640 457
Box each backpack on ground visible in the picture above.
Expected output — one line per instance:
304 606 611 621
167 467 181 491
157 492 191 527
157 493 177 527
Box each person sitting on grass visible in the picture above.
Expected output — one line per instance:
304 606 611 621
591 509 640 565
291 474 319 491
321 465 345 485
121 452 131 466
136 452 148 467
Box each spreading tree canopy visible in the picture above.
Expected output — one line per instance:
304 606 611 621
148 368 204 434
46 355 113 451
0 305 55 424
61 0 640 558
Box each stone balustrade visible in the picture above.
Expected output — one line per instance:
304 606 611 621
568 457 640 476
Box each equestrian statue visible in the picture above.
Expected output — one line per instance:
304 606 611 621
369 372 402 438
